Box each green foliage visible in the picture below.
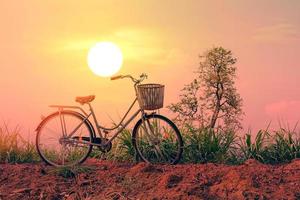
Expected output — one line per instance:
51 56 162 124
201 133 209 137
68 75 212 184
117 129 136 157
264 129 300 164
238 128 300 164
182 126 237 163
133 120 181 163
239 130 269 163
1 122 299 166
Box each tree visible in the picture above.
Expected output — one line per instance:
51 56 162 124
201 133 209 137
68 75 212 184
168 47 243 131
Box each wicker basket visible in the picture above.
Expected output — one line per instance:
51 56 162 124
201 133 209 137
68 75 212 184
137 84 164 110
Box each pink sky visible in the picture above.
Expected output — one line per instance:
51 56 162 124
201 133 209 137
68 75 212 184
0 0 300 135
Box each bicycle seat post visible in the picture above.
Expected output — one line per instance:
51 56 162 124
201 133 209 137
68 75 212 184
87 103 96 117
86 103 94 120
87 102 102 136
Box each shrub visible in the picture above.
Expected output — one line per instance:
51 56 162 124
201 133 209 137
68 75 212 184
239 128 300 164
182 125 237 163
239 130 269 163
263 129 300 164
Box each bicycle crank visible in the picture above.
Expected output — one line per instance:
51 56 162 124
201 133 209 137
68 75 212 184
93 138 112 153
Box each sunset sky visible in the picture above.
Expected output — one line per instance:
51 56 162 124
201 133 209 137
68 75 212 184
1 0 300 135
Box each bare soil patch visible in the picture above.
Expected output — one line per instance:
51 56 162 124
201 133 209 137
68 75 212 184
0 159 300 200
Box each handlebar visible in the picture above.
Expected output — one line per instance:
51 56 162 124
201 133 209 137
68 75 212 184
110 73 148 84
110 75 123 80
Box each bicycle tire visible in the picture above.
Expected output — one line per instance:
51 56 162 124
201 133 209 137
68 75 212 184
36 110 94 167
132 114 183 164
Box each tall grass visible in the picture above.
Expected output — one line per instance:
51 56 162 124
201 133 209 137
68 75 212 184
239 128 300 164
264 129 300 164
0 123 39 163
182 125 237 163
239 130 269 163
114 126 300 165
1 121 300 165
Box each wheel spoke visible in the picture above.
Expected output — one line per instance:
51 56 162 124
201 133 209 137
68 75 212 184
134 115 183 164
140 122 156 145
61 144 65 165
36 112 93 167
44 126 60 136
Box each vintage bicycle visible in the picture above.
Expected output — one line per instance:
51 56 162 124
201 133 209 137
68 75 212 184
36 73 183 167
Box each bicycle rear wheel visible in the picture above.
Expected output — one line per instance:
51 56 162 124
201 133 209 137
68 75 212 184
36 111 94 167
132 114 183 164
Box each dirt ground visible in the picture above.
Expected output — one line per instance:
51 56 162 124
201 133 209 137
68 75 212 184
0 158 300 200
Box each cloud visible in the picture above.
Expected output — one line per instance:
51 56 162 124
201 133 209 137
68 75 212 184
52 28 166 60
53 27 191 67
111 28 168 63
265 100 300 120
252 23 300 43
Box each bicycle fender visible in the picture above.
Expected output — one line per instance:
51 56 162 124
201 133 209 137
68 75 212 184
35 110 95 137
35 112 57 132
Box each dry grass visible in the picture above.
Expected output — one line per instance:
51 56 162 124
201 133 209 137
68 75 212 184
0 122 39 163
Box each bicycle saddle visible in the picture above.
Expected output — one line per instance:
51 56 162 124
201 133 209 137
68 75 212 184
75 95 95 105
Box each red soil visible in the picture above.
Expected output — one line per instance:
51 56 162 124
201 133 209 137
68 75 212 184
0 159 300 200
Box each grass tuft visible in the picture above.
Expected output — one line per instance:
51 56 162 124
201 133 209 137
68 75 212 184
0 123 39 163
182 125 237 163
51 166 94 178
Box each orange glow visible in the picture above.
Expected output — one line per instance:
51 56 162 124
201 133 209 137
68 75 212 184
0 1 299 134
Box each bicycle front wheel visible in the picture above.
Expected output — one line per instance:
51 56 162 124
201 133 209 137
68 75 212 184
36 111 94 167
132 114 183 164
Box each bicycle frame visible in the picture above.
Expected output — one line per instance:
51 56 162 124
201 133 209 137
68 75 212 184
49 97 148 148
88 97 143 144
46 74 154 147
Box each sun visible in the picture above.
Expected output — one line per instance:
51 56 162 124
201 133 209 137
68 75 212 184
87 42 123 77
